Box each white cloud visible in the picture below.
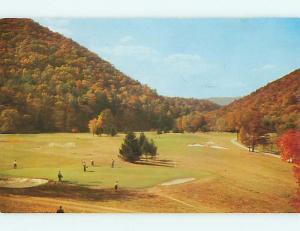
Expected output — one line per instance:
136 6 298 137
95 38 215 93
97 36 213 75
98 44 213 79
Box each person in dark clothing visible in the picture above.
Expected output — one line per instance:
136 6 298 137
58 171 63 182
13 160 17 169
111 159 115 168
114 181 118 192
91 160 94 166
83 161 87 172
56 206 64 213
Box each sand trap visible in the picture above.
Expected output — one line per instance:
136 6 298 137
161 177 195 186
210 145 227 150
188 142 227 150
188 144 205 147
48 142 76 148
0 177 48 188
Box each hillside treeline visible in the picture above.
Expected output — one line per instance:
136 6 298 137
0 18 219 133
173 70 300 151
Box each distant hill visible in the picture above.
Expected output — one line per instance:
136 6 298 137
207 97 240 106
208 70 300 132
0 18 219 133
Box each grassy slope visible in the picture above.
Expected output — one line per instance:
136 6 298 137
0 132 297 212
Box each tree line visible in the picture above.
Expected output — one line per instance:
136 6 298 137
0 18 219 134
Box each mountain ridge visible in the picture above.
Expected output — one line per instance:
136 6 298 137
208 69 300 132
0 18 219 133
206 97 240 106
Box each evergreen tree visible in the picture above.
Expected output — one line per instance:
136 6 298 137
139 132 147 148
119 132 142 162
138 132 158 160
139 132 150 159
148 139 158 159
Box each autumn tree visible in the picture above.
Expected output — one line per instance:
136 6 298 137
88 109 117 136
175 112 208 133
0 108 21 133
88 118 97 136
239 109 267 152
277 129 300 211
239 126 251 150
277 129 300 163
97 109 117 136
174 117 184 133
96 113 104 136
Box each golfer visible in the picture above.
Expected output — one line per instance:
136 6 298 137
111 159 115 168
58 171 63 182
13 160 17 169
83 161 88 172
56 206 64 213
114 181 118 192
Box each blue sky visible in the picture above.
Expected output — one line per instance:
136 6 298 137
36 18 300 98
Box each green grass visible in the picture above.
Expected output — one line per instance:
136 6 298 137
0 132 213 188
0 132 297 212
0 132 296 192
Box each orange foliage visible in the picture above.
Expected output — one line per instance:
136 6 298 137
208 70 300 133
277 129 300 211
0 18 219 133
277 129 300 164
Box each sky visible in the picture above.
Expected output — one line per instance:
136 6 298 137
36 18 300 99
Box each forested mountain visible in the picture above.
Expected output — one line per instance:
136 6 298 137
207 70 300 133
0 18 219 133
174 70 299 134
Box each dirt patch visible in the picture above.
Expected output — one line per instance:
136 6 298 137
0 177 48 188
161 178 195 186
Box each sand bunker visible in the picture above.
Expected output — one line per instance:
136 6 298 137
188 144 205 147
188 142 227 150
48 142 76 148
161 177 195 186
0 177 48 188
210 145 227 150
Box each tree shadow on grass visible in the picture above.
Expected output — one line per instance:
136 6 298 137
134 158 176 168
0 181 153 202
